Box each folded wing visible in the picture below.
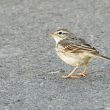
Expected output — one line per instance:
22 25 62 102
58 38 100 55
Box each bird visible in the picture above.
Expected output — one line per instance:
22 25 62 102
50 28 110 79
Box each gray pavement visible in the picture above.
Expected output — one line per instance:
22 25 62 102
0 0 110 110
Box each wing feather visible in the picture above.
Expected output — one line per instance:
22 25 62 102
58 38 99 55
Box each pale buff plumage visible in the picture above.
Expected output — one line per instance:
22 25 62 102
50 28 110 78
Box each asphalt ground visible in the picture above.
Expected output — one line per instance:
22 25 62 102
0 0 110 110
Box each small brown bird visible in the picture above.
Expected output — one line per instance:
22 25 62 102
50 28 110 79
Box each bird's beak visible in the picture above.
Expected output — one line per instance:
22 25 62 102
49 33 53 37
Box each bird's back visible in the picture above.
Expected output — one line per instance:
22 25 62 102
58 36 100 56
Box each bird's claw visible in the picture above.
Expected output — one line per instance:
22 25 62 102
61 75 80 79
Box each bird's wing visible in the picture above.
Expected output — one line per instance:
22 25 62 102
58 38 100 55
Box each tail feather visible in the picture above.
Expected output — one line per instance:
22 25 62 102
99 55 110 60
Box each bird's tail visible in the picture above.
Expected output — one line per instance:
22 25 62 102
98 54 110 61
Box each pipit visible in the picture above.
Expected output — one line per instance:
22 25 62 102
50 28 110 79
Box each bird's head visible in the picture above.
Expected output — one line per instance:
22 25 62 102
50 29 70 44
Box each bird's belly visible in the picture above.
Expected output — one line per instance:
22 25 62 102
56 51 82 66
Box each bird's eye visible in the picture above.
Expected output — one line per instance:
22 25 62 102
58 31 63 35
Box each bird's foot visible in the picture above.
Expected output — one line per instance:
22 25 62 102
78 72 88 77
61 75 81 79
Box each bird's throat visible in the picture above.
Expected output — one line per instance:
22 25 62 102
54 37 62 44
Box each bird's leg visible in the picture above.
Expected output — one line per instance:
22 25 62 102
78 64 88 77
62 65 80 78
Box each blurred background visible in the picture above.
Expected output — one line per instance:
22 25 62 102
0 0 110 110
